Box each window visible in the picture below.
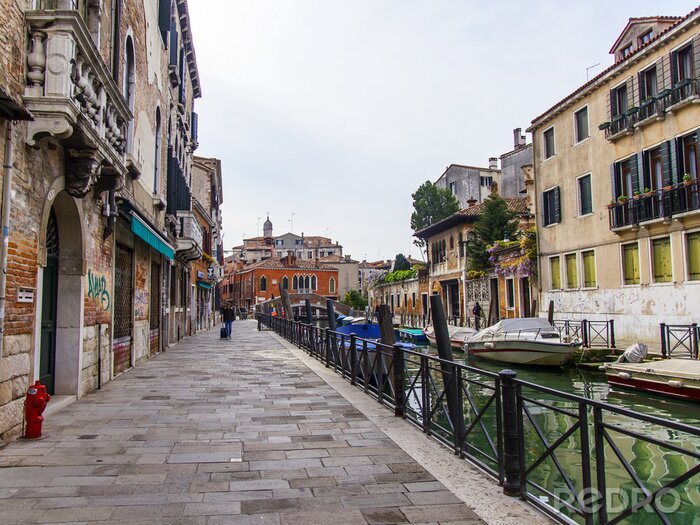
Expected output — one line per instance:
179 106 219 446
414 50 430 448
480 176 493 187
621 43 633 58
123 36 136 153
295 239 303 245
549 256 561 290
651 237 672 283
259 276 267 292
582 250 597 288
578 174 592 215
404 294 408 307
639 66 658 101
506 279 515 309
688 232 700 280
543 127 555 159
574 107 589 143
282 276 289 290
611 83 628 117
329 277 335 294
642 145 667 191
622 243 640 285
680 132 699 181
458 232 464 257
675 44 694 82
412 292 416 308
612 155 639 199
275 239 283 246
158 0 172 43
292 275 298 289
449 236 454 250
449 181 456 195
639 30 653 46
307 251 313 258
565 253 578 289
311 275 317 290
542 187 561 226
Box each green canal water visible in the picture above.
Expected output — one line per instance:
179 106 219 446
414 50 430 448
412 346 700 525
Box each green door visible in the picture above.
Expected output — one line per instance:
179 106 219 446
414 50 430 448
40 209 59 394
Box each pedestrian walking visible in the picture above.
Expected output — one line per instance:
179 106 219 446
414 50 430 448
472 301 483 330
222 303 235 339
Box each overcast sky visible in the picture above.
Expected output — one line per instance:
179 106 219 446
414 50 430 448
188 0 697 263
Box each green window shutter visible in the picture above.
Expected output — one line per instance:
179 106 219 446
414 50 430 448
630 154 641 195
661 141 673 187
582 250 597 288
652 238 672 283
553 186 561 223
688 232 700 280
158 0 172 43
565 254 578 289
623 244 640 285
550 257 561 290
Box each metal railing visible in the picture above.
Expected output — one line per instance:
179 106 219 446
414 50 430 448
609 180 700 229
660 323 699 359
258 314 699 525
553 320 615 349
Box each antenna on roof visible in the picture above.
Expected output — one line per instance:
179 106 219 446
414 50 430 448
289 212 296 233
586 63 600 81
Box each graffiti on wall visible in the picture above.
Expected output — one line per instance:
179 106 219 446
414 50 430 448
87 269 110 311
134 289 148 320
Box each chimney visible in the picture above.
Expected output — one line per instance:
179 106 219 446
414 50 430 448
467 197 477 208
345 255 351 262
513 128 527 148
488 157 498 170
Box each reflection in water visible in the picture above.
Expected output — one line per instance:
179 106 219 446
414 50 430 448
415 345 700 525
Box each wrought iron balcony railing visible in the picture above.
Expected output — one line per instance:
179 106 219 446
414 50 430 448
608 179 700 230
24 10 131 197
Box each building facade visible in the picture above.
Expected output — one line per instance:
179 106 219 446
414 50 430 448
528 9 700 343
318 254 359 299
0 0 206 441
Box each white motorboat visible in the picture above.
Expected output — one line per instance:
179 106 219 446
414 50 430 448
463 318 580 366
601 359 700 402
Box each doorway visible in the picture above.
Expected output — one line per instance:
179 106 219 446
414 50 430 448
39 209 59 394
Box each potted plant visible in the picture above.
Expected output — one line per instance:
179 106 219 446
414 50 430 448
607 199 617 209
632 190 641 200
683 173 694 187
617 195 629 204
643 187 654 197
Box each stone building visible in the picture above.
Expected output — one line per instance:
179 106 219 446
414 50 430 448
527 8 700 344
232 254 339 310
434 162 501 209
318 254 359 299
0 0 204 441
368 267 428 326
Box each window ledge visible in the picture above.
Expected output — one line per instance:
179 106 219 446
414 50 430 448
573 137 591 147
544 222 561 228
577 212 594 219
649 281 675 287
542 154 557 163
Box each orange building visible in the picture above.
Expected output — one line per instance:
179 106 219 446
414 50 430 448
233 254 339 311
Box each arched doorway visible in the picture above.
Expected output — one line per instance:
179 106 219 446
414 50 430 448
38 191 85 396
39 209 59 394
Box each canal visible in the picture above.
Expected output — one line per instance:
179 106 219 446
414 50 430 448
417 345 700 525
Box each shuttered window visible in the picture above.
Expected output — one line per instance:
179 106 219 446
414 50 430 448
544 127 555 158
565 254 578 289
622 243 640 285
652 238 672 283
158 0 171 44
550 256 561 290
543 187 561 226
506 279 515 308
582 250 597 288
574 107 589 143
688 232 700 280
578 174 592 215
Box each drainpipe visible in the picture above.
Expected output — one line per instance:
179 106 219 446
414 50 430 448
0 121 15 357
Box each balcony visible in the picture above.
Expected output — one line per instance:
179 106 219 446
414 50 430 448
175 212 203 261
24 10 131 197
601 79 700 142
608 179 700 230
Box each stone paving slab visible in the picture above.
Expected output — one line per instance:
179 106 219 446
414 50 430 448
0 321 489 524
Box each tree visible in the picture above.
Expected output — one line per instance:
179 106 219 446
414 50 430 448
468 193 519 271
410 181 460 250
342 290 368 310
393 253 411 271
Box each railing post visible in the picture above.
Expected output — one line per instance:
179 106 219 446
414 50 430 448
660 323 667 358
692 323 698 360
582 319 589 348
257 314 261 331
499 369 521 497
392 343 405 417
324 329 331 368
350 335 357 385
608 319 615 349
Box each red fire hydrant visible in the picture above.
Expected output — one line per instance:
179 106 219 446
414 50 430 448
24 381 50 439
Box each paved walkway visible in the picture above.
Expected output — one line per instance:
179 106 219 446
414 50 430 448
0 321 488 524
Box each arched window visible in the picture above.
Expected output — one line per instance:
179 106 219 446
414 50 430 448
259 276 267 291
311 275 317 290
282 276 289 290
153 107 161 192
292 275 298 289
458 232 463 257
329 278 335 294
449 236 454 250
123 35 136 153
304 275 310 289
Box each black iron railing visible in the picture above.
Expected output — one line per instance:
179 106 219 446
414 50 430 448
609 180 700 229
660 323 699 359
553 319 615 349
258 314 699 525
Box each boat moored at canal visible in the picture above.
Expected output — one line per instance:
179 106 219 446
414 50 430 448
602 359 700 402
424 324 476 351
464 318 581 366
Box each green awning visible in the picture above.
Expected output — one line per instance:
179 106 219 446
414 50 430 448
131 214 174 261
197 281 212 289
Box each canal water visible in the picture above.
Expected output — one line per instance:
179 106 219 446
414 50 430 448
416 345 700 525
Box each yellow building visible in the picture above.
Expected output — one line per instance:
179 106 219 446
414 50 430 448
528 11 700 343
